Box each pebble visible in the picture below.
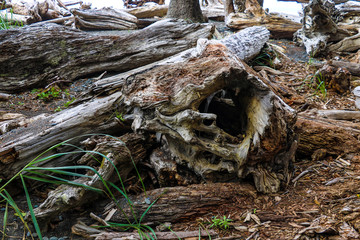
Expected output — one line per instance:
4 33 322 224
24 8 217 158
43 237 49 240
50 237 58 240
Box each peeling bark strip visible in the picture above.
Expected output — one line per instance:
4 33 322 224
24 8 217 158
0 19 214 93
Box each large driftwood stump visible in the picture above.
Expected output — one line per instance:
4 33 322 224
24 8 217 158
0 19 214 93
294 0 352 56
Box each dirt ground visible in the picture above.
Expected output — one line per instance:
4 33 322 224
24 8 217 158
1 36 360 240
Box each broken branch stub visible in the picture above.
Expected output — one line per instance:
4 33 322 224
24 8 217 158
121 27 297 193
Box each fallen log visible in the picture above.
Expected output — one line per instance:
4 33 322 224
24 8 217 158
0 19 214 93
124 4 168 18
108 183 256 223
225 13 301 39
295 113 360 157
72 8 138 30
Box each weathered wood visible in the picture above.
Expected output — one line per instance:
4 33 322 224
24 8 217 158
311 60 360 77
226 13 301 39
295 114 360 157
109 183 256 223
294 0 352 56
315 110 360 120
72 8 138 30
0 19 214 93
92 230 218 240
328 32 360 53
0 92 125 179
124 4 168 18
71 221 217 240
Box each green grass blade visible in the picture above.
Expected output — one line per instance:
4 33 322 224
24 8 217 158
23 172 102 193
2 202 8 240
20 175 42 240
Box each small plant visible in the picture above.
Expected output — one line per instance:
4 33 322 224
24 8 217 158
209 215 232 230
54 106 62 112
115 111 125 122
250 46 276 69
64 98 76 108
36 87 63 101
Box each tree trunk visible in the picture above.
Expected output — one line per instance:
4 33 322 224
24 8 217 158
0 19 214 93
167 0 205 22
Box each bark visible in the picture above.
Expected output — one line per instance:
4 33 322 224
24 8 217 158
167 0 205 22
108 183 256 223
0 19 214 93
295 113 360 157
71 8 138 30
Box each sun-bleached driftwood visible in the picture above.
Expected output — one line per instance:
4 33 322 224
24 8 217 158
0 19 214 93
124 4 168 18
294 0 353 56
5 0 63 22
0 92 124 179
225 12 301 39
72 7 138 30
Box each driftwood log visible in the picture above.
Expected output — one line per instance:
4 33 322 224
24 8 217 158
294 0 353 56
0 19 214 93
224 0 301 39
108 183 256 223
72 8 138 30
296 112 360 157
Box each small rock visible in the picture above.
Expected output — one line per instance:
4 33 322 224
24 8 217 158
43 237 49 240
50 237 58 240
274 196 281 202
